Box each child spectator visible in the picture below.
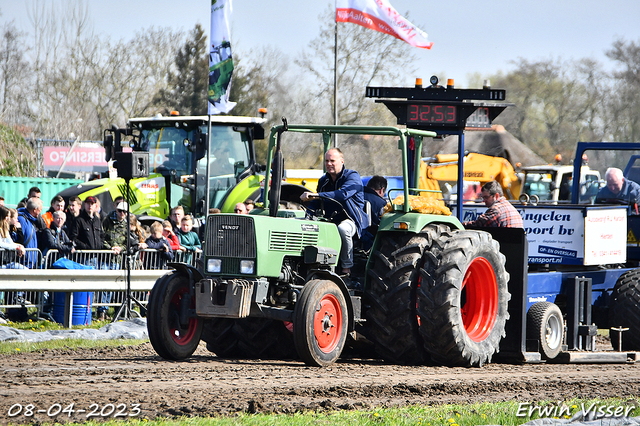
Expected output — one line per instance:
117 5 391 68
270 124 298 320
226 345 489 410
9 208 23 245
177 215 202 252
130 214 148 251
144 221 174 269
177 215 201 265
162 220 181 252
0 206 26 268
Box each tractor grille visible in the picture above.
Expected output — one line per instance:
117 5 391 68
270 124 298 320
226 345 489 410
206 215 256 259
269 231 319 251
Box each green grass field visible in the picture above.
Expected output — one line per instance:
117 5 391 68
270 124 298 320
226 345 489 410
17 398 633 426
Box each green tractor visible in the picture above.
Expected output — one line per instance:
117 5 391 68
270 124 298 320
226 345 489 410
147 121 510 367
57 114 314 224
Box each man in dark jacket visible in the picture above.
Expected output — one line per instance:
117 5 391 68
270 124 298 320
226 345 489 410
68 196 105 251
361 175 388 250
41 211 75 259
301 148 368 275
364 175 387 226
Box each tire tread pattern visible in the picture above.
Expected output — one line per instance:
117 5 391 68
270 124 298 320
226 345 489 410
418 230 510 367
362 224 451 364
609 269 640 350
202 318 297 359
526 301 563 359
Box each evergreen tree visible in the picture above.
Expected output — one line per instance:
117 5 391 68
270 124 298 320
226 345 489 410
155 24 208 115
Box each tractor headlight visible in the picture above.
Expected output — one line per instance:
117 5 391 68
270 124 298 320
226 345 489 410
207 258 222 273
240 260 255 274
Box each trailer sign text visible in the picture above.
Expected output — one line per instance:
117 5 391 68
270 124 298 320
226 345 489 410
458 205 627 266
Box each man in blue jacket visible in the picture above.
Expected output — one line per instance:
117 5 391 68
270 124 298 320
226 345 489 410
17 197 44 268
596 167 640 206
301 148 368 275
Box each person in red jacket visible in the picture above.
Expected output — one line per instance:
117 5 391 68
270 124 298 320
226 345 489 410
162 220 181 252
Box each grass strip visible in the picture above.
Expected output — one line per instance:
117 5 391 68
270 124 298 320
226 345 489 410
20 398 637 426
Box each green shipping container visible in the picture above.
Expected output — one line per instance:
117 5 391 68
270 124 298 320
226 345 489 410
0 177 84 207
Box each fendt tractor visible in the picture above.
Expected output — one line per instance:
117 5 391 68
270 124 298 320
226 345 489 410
57 114 314 222
146 79 514 367
147 77 640 367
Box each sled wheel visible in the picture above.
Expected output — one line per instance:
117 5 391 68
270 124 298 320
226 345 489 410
609 269 640 350
527 301 564 359
419 230 510 367
147 272 203 360
294 279 347 366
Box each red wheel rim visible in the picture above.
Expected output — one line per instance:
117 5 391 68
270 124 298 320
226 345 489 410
169 286 198 345
313 294 343 353
461 257 498 342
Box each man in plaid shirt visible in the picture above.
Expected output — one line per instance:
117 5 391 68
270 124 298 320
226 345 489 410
464 181 523 228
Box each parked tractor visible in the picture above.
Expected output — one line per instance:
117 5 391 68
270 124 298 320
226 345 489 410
57 114 315 223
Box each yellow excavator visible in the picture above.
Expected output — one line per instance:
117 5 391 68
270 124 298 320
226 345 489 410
419 152 521 200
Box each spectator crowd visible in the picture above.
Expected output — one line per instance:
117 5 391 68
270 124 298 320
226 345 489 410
0 188 216 321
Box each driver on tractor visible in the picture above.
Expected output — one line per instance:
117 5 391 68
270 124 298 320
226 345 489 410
300 148 369 276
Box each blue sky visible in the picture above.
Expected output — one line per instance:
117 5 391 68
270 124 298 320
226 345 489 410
2 0 640 87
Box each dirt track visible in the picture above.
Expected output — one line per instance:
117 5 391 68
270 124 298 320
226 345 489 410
1 339 639 424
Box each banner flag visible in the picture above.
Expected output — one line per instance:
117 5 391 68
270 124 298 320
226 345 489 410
336 0 432 49
208 0 236 114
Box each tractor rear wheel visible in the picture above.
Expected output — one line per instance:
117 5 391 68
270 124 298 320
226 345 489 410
363 224 451 364
418 230 510 367
527 301 564 360
609 269 640 351
147 272 203 360
294 279 348 366
202 318 297 359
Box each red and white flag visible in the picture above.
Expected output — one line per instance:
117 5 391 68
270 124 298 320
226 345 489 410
336 0 432 49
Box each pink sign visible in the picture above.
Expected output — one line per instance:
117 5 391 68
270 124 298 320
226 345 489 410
43 145 108 172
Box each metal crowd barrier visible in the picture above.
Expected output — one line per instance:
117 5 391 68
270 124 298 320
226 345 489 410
0 248 202 325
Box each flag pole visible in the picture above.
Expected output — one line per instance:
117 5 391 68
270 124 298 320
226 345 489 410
333 2 339 148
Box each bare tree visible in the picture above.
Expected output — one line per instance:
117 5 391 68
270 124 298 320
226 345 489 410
0 21 29 124
295 5 419 126
23 1 184 139
490 58 608 161
606 38 640 142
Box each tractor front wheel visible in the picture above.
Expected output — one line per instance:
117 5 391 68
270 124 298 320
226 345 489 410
294 279 348 366
147 272 203 360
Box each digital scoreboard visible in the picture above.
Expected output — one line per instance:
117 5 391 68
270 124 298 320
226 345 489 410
365 81 512 133
406 104 458 126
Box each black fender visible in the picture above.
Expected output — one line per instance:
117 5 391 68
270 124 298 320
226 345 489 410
306 269 355 332
165 262 203 295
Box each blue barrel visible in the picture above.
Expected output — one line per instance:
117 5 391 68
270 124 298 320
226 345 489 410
52 292 93 326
